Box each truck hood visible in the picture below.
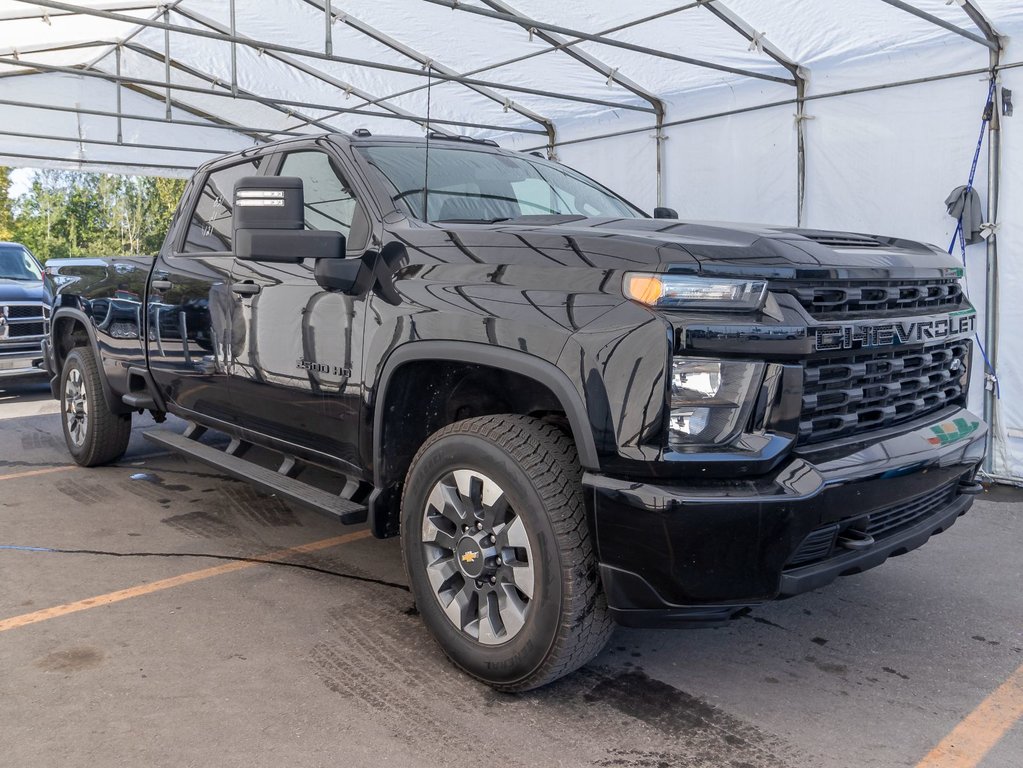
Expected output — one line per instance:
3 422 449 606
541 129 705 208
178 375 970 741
0 278 44 302
430 217 959 280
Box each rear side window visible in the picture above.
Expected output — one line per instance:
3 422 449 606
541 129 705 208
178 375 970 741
181 156 262 253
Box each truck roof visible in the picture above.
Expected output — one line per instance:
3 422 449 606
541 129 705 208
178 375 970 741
200 130 528 175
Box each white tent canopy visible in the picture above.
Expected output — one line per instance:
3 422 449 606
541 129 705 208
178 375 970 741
2 0 1023 479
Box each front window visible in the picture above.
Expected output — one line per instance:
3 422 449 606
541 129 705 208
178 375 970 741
0 244 42 281
277 150 370 252
181 156 262 254
357 144 645 223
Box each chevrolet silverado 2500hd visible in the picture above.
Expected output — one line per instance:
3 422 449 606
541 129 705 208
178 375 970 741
44 132 987 690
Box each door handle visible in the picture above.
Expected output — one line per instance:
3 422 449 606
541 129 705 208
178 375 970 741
231 282 261 296
151 279 173 290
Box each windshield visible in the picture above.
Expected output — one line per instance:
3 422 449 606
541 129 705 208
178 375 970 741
0 245 42 281
358 144 645 223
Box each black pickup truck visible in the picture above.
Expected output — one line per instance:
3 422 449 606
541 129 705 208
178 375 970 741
44 131 987 691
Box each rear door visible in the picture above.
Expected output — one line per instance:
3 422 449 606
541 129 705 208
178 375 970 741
228 142 374 474
146 153 265 422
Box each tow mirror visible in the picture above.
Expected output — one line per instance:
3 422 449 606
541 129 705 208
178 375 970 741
653 207 679 219
233 176 344 262
315 255 372 293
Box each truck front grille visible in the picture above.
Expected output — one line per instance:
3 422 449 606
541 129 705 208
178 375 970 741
786 480 960 569
863 480 959 538
2 303 47 340
799 339 969 444
7 321 44 338
778 278 963 318
6 305 43 319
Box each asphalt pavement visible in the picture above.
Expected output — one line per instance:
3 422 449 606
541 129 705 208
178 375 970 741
0 378 1020 768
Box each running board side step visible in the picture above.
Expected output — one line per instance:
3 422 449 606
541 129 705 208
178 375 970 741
122 392 158 410
143 429 368 525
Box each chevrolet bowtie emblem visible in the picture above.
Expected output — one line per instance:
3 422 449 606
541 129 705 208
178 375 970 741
460 551 479 564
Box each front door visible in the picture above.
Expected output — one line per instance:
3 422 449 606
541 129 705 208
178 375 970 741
146 154 265 423
228 145 373 475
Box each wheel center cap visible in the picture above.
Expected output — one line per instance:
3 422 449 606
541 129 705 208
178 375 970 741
456 535 486 578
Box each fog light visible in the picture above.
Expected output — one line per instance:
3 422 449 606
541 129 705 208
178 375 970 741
669 358 764 447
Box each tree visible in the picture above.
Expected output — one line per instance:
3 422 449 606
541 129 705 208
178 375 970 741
0 167 12 240
7 169 186 262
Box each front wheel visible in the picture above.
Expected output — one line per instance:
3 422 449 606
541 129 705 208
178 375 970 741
60 347 132 467
401 415 612 691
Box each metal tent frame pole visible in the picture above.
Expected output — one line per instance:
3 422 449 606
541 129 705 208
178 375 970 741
306 0 557 155
0 40 119 60
0 127 234 156
0 2 157 22
876 0 998 51
478 0 666 196
326 6 692 126
174 6 456 136
424 0 796 85
120 43 347 135
0 55 549 136
0 96 315 139
518 62 1014 152
701 1 809 225
0 150 196 173
958 0 1004 474
15 0 648 123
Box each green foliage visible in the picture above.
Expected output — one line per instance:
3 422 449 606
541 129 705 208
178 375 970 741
0 168 13 241
2 166 186 262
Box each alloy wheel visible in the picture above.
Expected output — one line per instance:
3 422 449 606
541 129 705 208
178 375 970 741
421 469 535 645
64 367 89 447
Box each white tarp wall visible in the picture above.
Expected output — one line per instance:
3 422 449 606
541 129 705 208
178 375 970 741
1 0 1022 478
497 2 1023 480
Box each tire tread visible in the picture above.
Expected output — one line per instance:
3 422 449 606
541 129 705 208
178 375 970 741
61 348 132 467
405 414 613 691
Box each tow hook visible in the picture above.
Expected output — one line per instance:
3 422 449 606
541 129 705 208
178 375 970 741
838 528 875 551
957 480 984 495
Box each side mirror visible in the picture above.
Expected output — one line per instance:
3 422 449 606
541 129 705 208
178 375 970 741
233 176 345 262
315 255 372 294
653 207 679 219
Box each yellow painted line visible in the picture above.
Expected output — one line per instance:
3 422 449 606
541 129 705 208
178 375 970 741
916 661 1023 768
0 529 372 633
0 465 75 482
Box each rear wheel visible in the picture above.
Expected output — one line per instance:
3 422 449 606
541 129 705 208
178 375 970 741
60 348 132 467
401 414 612 691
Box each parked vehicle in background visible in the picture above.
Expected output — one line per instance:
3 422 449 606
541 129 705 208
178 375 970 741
44 257 112 290
43 132 987 691
0 242 48 382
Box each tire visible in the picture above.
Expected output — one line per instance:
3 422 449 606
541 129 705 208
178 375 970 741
60 347 132 467
401 414 613 691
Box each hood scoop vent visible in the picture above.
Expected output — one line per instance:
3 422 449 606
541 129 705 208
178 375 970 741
800 231 883 248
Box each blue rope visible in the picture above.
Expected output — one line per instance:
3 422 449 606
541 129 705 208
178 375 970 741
948 78 999 398
0 545 55 552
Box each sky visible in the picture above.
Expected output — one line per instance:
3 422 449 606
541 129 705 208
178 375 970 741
9 169 33 198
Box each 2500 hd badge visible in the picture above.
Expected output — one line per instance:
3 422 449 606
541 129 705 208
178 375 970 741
815 309 976 351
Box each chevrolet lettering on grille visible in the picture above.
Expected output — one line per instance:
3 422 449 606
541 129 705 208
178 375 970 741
814 310 976 351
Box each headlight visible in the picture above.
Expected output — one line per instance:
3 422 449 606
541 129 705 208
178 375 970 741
624 273 767 311
669 358 764 447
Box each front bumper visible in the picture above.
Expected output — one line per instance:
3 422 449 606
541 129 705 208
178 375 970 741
0 343 47 380
586 407 987 628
